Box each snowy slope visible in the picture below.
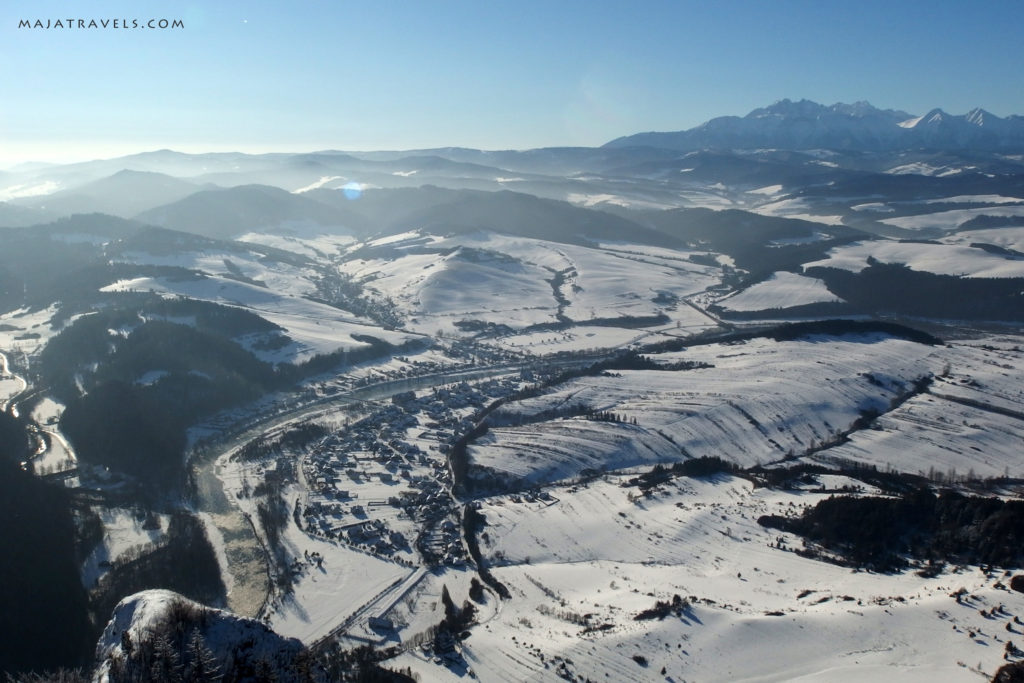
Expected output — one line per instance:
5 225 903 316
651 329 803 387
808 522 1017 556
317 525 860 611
717 271 844 312
339 231 722 338
396 474 1021 682
101 275 415 363
469 335 941 487
804 240 1024 279
93 589 308 683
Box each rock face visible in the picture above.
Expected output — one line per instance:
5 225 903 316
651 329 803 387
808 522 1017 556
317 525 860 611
93 589 316 682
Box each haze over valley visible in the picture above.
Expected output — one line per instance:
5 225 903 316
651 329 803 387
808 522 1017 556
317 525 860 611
4 99 1024 682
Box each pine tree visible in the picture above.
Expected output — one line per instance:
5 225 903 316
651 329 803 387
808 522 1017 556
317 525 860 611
184 628 220 681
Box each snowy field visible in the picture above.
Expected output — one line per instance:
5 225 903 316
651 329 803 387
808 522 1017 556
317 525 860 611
470 335 942 486
805 339 1024 479
217 457 410 643
717 271 844 312
751 197 846 225
115 247 322 297
80 508 170 589
338 231 722 337
101 275 415 363
393 474 1020 682
942 226 1024 252
804 240 1024 278
880 206 1024 232
0 305 68 357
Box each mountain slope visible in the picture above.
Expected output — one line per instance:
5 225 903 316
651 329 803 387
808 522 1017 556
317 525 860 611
606 99 1024 152
12 170 207 218
135 184 362 240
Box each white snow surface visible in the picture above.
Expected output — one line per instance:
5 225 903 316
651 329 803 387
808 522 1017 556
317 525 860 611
470 335 940 485
218 457 409 644
80 508 169 588
93 589 304 683
717 271 843 312
101 274 414 363
804 240 1024 278
942 227 1024 252
880 206 1024 232
395 474 1018 682
339 231 721 337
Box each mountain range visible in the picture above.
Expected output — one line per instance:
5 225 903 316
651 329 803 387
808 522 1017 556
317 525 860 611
605 99 1024 152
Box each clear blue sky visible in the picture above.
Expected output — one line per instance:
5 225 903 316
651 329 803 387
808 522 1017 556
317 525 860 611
1 0 1022 165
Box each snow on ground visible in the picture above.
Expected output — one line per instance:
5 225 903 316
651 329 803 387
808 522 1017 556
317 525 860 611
0 375 23 409
752 197 846 225
115 247 321 297
886 162 965 177
880 206 1024 232
236 231 356 259
804 339 1024 479
101 275 415 363
30 396 63 425
31 428 75 474
339 231 721 337
0 304 68 357
217 458 409 644
565 193 632 208
942 227 1024 252
81 508 169 589
0 179 59 200
292 176 344 193
716 271 843 312
852 202 895 213
804 240 1024 278
394 474 1018 682
924 195 1024 205
677 189 735 209
469 335 941 486
495 326 676 355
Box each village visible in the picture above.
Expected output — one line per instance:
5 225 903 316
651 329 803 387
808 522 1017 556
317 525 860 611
295 373 527 569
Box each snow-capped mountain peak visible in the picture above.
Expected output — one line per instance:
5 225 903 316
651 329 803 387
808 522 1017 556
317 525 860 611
605 100 1024 151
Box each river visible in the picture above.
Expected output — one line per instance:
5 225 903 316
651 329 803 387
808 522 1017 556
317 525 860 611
188 361 564 619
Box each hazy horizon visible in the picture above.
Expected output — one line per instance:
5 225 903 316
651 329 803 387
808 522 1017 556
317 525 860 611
3 0 1023 166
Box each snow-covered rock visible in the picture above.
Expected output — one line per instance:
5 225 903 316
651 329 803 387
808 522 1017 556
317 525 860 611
93 590 314 682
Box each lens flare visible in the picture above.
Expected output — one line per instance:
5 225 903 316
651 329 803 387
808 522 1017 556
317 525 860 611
342 181 363 200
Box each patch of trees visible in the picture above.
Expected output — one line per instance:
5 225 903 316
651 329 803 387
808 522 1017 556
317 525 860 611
318 644 416 682
643 207 866 277
39 300 285 400
452 319 516 336
626 458 738 492
808 260 1024 322
749 462 926 495
635 594 690 621
294 335 417 379
39 306 306 492
312 271 404 329
513 313 671 338
235 424 329 463
0 415 93 675
993 660 1024 683
462 505 511 599
758 489 1024 572
713 299 851 321
0 410 34 463
0 214 145 313
90 513 225 631
642 318 942 355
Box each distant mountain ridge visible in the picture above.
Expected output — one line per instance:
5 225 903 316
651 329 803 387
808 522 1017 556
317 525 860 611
605 99 1024 152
